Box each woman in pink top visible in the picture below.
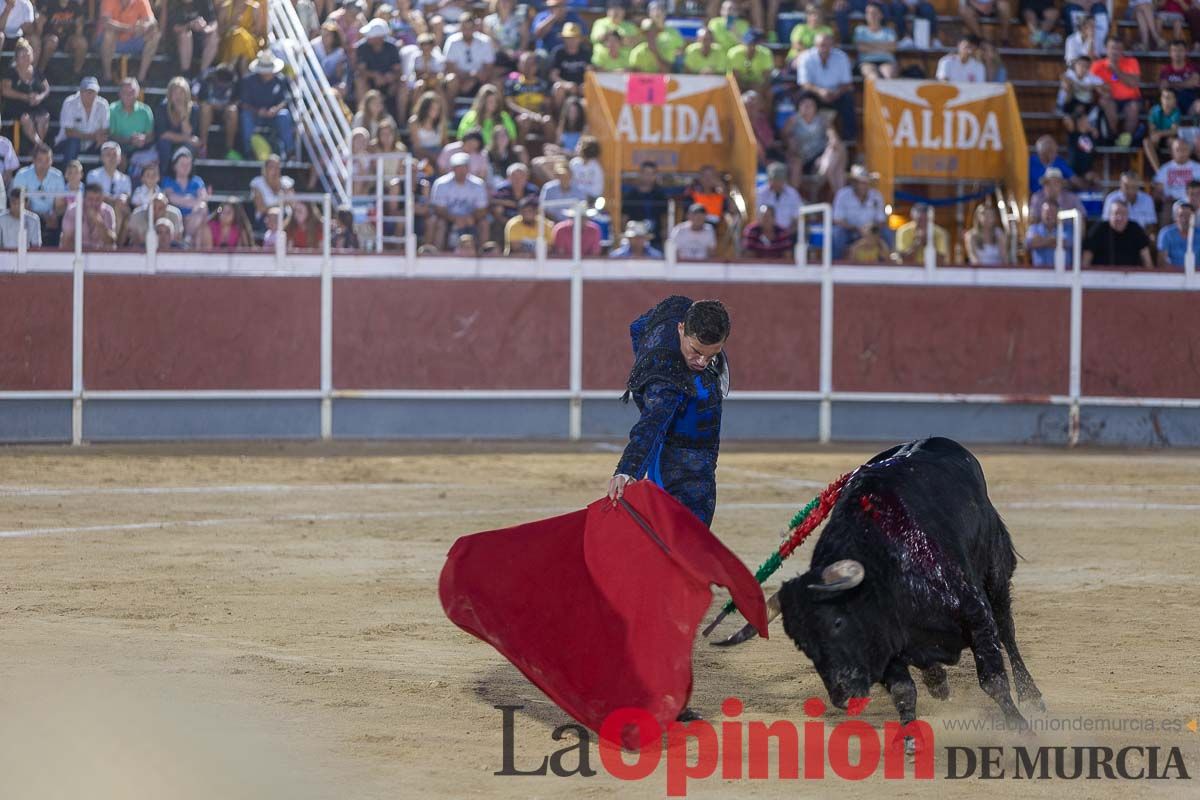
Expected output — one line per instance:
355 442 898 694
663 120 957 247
208 202 252 248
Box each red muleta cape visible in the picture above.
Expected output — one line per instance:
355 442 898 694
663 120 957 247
439 481 768 748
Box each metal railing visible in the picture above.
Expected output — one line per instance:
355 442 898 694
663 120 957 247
794 203 833 269
346 152 415 258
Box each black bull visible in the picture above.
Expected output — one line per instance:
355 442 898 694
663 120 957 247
716 437 1044 728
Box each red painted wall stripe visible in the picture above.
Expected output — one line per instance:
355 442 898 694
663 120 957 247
1082 291 1200 398
0 274 72 391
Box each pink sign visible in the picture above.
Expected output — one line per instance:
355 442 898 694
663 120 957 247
626 74 669 106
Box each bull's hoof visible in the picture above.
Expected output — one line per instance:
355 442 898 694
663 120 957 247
676 708 703 722
710 623 759 647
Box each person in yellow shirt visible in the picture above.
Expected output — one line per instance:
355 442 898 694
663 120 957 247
683 27 729 74
788 3 835 63
727 30 774 93
592 29 631 71
630 16 684 73
893 202 951 263
504 197 554 255
590 0 639 46
707 0 750 52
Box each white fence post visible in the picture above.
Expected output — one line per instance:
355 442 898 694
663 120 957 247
16 189 28 270
321 193 333 441
1068 226 1083 447
794 203 832 269
924 210 936 274
71 188 84 446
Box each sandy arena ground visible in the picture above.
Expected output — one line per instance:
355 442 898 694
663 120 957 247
0 441 1198 799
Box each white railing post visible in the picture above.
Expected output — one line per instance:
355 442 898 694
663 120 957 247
374 157 384 253
16 189 28 271
795 215 807 267
794 203 832 268
1055 209 1080 274
404 154 416 271
71 188 84 446
572 202 583 265
1068 226 1083 447
819 254 834 443
924 210 936 274
321 193 333 441
568 219 583 441
274 206 287 264
1185 218 1195 276
146 212 159 271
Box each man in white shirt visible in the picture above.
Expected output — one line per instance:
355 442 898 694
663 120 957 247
0 187 42 248
0 0 37 53
670 203 718 261
1101 171 1157 230
429 151 489 250
797 33 856 139
832 164 889 258
758 161 804 232
1153 136 1200 208
442 13 495 101
86 141 133 218
936 34 986 83
54 76 111 163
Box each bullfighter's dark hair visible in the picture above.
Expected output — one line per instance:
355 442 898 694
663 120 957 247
684 300 730 345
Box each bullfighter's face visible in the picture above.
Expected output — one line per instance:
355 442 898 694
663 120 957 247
676 323 724 372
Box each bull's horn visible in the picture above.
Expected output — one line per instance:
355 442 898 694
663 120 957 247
710 591 781 647
808 559 865 593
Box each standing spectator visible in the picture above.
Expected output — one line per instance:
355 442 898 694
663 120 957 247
249 154 294 224
443 13 496 104
937 35 986 83
853 3 898 80
1082 198 1152 267
727 30 774 93
963 203 1008 265
532 0 584 52
354 19 402 115
109 77 157 176
1144 89 1181 173
217 0 267 70
60 184 117 251
1102 171 1157 228
457 84 517 148
429 151 489 249
708 0 749 52
797 34 856 140
39 0 89 74
97 0 162 84
960 0 1011 44
1025 200 1071 267
832 164 888 258
621 161 667 244
669 203 717 261
549 23 591 105
759 161 803 232
86 141 132 230
610 220 663 259
503 195 552 255
156 76 202 170
13 145 65 244
1064 14 1101 65
483 0 529 72
162 147 210 246
505 51 556 142
54 76 109 164
0 0 38 58
1153 136 1200 208
784 93 847 195
1 37 50 152
170 0 219 75
0 187 42 248
1029 167 1087 222
1091 38 1141 147
590 0 637 47
124 191 183 245
592 29 630 72
894 202 949 263
194 63 240 159
238 50 294 160
684 27 728 75
1159 40 1200 117
539 161 588 222
400 35 445 131
742 205 795 259
1156 199 1199 268
407 90 446 162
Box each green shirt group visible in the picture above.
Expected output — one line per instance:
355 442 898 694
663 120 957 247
589 16 775 82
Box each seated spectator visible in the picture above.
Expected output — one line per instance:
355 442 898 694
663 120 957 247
1144 89 1181 173
452 233 479 256
539 161 588 222
978 39 1007 82
153 215 186 249
1029 135 1078 190
669 203 717 261
399 33 445 124
937 35 986 83
832 165 889 258
1022 0 1062 48
1 38 50 152
552 97 586 157
330 205 360 249
963 203 1008 265
1063 0 1109 56
54 77 110 164
549 22 591 105
250 154 294 225
1058 55 1102 132
759 161 804 233
1025 200 1072 267
61 184 117 251
728 30 774 94
610 220 663 259
372 118 407 211
532 0 584 52
207 200 253 247
837 0 937 46
311 22 349 88
630 5 685 74
788 3 833 64
97 0 162 84
1091 38 1141 147
217 0 267 71
86 141 132 230
894 202 950 263
708 0 749 52
1153 136 1200 210
504 196 553 255
0 129 18 188
592 29 630 72
505 52 556 142
443 13 496 102
109 78 157 177
853 3 898 81
1030 167 1087 223
156 76 203 171
549 215 601 257
960 0 1011 45
486 126 525 185
1156 199 1199 268
262 205 285 250
621 161 667 244
1102 171 1157 229
429 151 489 249
797 34 857 140
121 193 178 247
1159 40 1199 117
436 129 491 181
131 161 162 208
684 28 728 75
239 50 293 160
569 136 603 203
407 90 447 163
0 0 37 61
39 0 89 75
590 0 636 49
849 224 891 262
492 162 539 235
1064 14 1102 65
457 84 518 148
1083 199 1152 267
483 0 529 72
11 144 65 244
0 187 42 248
742 205 795 259
687 165 736 231
170 0 220 75
61 159 85 205
1128 0 1166 51
162 147 211 246
355 19 402 115
352 88 397 140
194 63 241 159
784 93 847 195
285 200 322 249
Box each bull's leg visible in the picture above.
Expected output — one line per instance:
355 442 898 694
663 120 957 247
920 664 951 700
987 580 1045 712
882 659 920 755
961 587 1026 727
